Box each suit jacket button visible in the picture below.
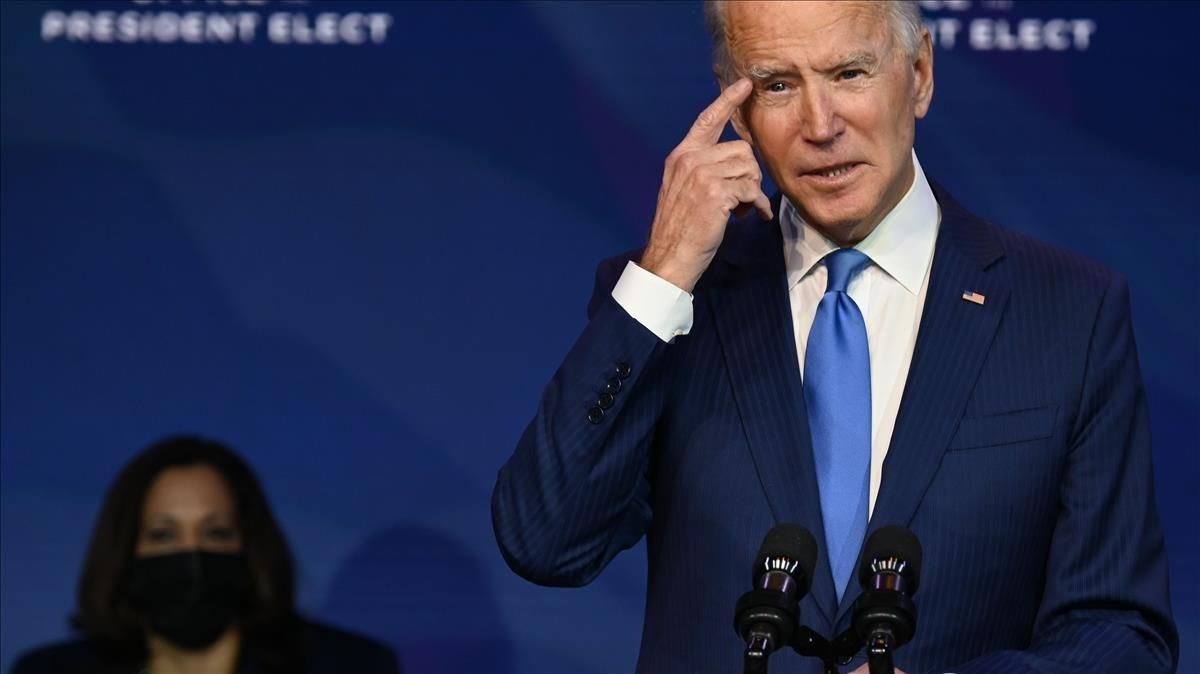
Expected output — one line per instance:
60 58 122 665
603 376 622 394
587 406 604 424
615 362 632 379
597 392 615 409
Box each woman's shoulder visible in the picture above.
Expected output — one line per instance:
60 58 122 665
10 639 136 674
298 620 401 674
13 625 400 674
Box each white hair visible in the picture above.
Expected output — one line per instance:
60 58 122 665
702 0 924 82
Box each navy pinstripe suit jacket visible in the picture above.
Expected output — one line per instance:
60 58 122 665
492 184 1178 673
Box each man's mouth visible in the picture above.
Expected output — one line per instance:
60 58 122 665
807 162 861 178
801 162 864 188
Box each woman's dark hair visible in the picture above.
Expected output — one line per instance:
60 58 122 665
73 435 301 670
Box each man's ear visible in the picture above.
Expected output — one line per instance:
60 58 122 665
912 28 935 120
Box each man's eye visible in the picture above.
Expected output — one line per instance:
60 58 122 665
766 82 788 93
840 69 865 81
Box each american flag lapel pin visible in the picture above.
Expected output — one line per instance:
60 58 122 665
961 290 986 305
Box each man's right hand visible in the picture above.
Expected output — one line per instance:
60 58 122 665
639 77 772 293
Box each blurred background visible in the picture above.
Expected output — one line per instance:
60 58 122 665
2 1 1197 672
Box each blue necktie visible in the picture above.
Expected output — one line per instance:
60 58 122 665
804 248 872 603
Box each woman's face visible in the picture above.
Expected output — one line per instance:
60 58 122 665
136 464 243 556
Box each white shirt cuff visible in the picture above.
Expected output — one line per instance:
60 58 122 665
611 261 694 343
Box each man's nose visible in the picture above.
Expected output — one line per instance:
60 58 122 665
799 86 843 145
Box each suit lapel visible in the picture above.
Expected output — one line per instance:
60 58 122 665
705 207 837 628
834 184 1010 628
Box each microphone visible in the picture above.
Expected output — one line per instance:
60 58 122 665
733 524 818 674
852 526 922 674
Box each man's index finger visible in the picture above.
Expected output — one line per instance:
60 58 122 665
680 78 752 149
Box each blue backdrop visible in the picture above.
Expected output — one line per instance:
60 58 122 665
2 1 1197 672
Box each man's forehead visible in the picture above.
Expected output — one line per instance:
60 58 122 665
725 0 891 61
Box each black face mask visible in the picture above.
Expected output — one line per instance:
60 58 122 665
127 550 253 651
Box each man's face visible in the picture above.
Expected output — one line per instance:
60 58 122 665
725 1 933 244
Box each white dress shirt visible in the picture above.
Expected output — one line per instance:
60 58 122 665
612 152 941 515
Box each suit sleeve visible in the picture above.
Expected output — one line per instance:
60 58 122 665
947 276 1179 674
490 255 670 587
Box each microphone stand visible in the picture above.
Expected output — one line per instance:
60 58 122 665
865 629 896 674
789 527 920 674
793 623 899 673
793 626 864 674
743 630 771 674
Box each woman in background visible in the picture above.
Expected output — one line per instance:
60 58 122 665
12 435 400 674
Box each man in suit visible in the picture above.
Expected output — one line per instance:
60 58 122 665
491 2 1178 672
